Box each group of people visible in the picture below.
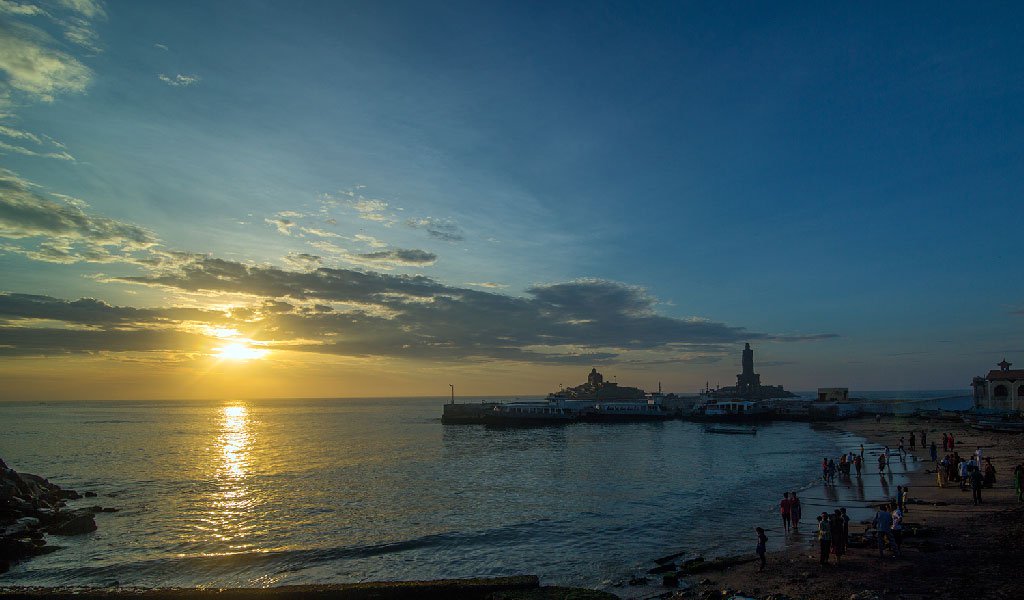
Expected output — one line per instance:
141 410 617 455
936 449 995 505
821 449 866 484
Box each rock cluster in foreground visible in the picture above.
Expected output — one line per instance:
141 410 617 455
1 458 115 574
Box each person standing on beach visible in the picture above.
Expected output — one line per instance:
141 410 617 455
755 527 767 572
860 443 865 460
949 433 955 451
959 459 970 491
910 431 916 450
830 509 846 564
970 465 983 505
921 429 927 447
902 486 909 514
1013 464 1024 502
983 459 996 488
827 459 837 484
854 454 862 477
975 446 983 468
898 437 905 457
942 432 949 452
937 456 948 488
817 513 832 566
873 504 897 559
878 452 887 474
930 441 938 463
791 492 802 531
891 503 904 552
822 457 829 483
780 492 792 532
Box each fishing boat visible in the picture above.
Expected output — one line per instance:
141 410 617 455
706 426 758 435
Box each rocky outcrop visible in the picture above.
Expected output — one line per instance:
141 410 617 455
0 458 111 574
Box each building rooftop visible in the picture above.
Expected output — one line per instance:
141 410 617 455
986 369 1024 380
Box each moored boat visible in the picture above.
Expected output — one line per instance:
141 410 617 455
690 399 774 422
580 394 673 422
483 400 579 427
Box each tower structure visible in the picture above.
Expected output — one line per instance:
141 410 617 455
735 343 762 397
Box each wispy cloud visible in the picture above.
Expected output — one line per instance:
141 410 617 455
153 43 168 51
0 19 92 102
265 216 296 236
310 240 437 270
467 282 508 289
158 73 200 87
0 169 158 264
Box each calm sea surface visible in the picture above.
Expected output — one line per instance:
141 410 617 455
0 393 968 591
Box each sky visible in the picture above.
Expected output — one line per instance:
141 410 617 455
1 0 1022 400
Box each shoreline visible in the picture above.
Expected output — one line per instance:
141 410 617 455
679 415 1024 600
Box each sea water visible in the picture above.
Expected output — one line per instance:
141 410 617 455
0 394 967 590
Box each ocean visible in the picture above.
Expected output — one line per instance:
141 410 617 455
0 393 969 592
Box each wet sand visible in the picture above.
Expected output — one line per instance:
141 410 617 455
682 415 1024 600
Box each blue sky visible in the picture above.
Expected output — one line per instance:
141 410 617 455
1 1 1022 399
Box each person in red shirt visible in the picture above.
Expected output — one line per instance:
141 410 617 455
780 492 792 533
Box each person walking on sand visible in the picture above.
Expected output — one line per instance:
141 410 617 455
898 437 905 457
942 432 949 452
780 492 792 533
827 459 837 484
910 431 916 450
921 429 927 447
791 492 802 531
873 503 897 559
949 433 955 451
854 454 862 477
817 513 832 566
755 527 767 572
822 457 829 483
878 452 887 474
860 443 865 460
959 458 970 491
930 441 938 463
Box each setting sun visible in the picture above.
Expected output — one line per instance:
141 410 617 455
212 342 269 361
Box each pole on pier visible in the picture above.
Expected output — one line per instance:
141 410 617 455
449 384 454 404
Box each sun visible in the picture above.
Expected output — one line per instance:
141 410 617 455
212 341 269 361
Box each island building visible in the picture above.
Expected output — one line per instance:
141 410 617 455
972 359 1024 412
549 368 647 401
705 343 795 399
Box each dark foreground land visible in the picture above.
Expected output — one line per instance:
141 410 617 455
675 416 1024 600
0 577 614 600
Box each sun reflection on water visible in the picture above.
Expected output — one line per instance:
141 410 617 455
207 403 256 548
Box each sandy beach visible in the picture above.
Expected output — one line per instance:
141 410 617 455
680 415 1024 600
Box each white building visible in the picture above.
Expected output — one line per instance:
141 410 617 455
972 359 1024 412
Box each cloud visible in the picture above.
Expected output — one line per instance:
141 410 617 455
0 1 46 17
0 19 91 102
467 282 508 289
282 252 322 270
0 169 161 264
154 43 168 51
158 73 200 87
310 240 437 270
0 138 74 160
355 249 437 266
406 217 464 242
265 217 296 236
354 233 386 248
300 227 339 238
103 257 837 363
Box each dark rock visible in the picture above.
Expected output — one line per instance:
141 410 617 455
662 574 678 588
57 489 82 500
84 491 98 497
649 562 677 574
628 576 648 586
101 507 119 513
49 513 97 536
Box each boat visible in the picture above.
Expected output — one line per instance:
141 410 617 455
690 399 774 422
483 400 579 427
706 426 758 435
580 394 674 422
